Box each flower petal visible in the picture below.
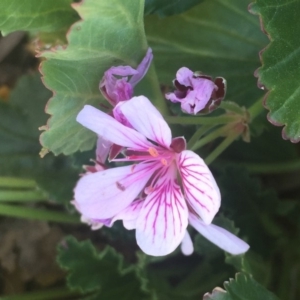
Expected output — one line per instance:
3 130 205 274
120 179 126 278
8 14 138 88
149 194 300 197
96 136 112 164
113 199 144 230
181 231 194 256
177 150 220 224
129 48 153 86
74 163 155 219
80 215 104 230
99 66 137 106
136 178 188 256
77 105 150 149
117 96 172 148
108 66 137 77
176 67 194 87
189 214 250 255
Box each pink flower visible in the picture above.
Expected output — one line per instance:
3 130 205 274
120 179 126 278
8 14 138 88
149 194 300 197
100 48 153 106
166 67 226 115
74 96 249 256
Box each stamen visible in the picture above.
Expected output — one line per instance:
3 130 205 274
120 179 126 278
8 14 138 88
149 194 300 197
145 186 154 194
148 147 159 157
161 158 168 166
116 181 126 191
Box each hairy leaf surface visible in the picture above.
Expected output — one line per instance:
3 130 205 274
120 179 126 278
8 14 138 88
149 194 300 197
250 0 300 142
57 236 148 299
40 0 148 155
204 273 279 300
0 0 78 35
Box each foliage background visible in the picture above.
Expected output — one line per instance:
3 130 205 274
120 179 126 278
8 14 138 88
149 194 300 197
0 0 300 299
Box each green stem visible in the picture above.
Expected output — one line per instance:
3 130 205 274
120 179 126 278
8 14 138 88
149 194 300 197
235 159 300 174
0 204 80 224
187 125 214 149
165 115 236 125
0 190 47 202
0 287 81 300
147 64 168 115
205 131 240 165
248 97 264 120
0 177 36 188
191 125 228 151
219 101 245 115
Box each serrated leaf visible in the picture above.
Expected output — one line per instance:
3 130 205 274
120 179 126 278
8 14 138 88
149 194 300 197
225 251 270 286
0 73 79 204
204 273 279 300
57 236 148 299
144 0 204 17
0 0 79 36
145 0 268 107
250 0 300 142
40 0 149 155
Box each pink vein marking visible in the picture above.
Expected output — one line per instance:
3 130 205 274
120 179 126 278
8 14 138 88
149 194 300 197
143 180 184 244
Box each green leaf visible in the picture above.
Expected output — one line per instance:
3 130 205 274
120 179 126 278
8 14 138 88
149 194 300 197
250 0 300 142
40 0 149 155
145 0 268 107
0 73 79 204
204 273 280 300
57 236 148 299
144 0 204 17
225 251 271 286
0 0 79 35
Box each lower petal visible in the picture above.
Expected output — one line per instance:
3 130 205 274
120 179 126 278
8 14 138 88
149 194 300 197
74 164 153 219
181 231 194 256
178 150 221 224
189 214 249 255
136 178 188 256
113 199 144 230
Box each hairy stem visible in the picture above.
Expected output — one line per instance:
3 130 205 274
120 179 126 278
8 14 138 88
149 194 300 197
165 114 236 125
0 177 37 188
146 64 168 115
248 97 265 120
187 125 214 149
219 101 245 115
0 190 47 202
191 125 228 151
205 131 241 165
236 159 300 174
0 204 80 224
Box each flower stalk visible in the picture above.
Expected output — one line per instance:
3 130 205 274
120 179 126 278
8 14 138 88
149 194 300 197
0 190 47 202
191 125 228 151
248 96 265 119
0 177 37 188
0 203 80 224
205 130 241 165
165 114 237 125
146 64 169 115
187 125 215 149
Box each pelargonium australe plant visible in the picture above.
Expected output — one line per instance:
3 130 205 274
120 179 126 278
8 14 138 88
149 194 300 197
0 0 299 299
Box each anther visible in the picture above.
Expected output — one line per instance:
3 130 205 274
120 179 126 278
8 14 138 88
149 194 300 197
161 158 168 166
148 147 159 157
